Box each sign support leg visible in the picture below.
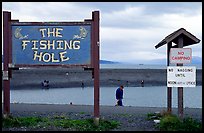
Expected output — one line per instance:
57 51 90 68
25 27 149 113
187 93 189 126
92 11 100 126
3 11 11 116
177 36 184 119
178 87 183 119
167 42 172 113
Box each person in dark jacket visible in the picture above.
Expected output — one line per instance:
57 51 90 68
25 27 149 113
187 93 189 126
41 80 49 88
115 85 124 106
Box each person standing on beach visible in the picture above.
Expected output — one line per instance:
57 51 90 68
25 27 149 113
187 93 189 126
81 82 84 89
41 80 49 88
115 85 124 106
141 80 144 87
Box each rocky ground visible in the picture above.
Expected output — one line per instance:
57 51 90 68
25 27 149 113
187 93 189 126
2 111 158 131
2 104 202 131
2 112 159 131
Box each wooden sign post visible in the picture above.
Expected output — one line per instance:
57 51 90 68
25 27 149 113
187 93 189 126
3 11 100 124
155 28 200 118
177 36 184 118
3 11 11 116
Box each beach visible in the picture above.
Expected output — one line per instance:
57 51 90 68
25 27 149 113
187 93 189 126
9 67 202 89
7 103 202 120
2 67 202 131
2 103 202 131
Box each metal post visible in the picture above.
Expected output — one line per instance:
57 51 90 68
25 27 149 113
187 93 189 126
92 11 100 125
167 42 172 113
3 11 11 116
177 37 184 119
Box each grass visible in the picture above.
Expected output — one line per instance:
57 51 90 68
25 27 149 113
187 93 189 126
159 115 202 131
147 112 162 120
2 115 120 131
146 111 202 131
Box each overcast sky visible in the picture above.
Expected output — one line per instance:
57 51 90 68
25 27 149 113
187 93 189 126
2 2 202 63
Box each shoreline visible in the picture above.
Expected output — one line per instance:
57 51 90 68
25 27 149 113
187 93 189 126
6 68 202 89
2 103 202 131
3 103 202 121
4 85 203 90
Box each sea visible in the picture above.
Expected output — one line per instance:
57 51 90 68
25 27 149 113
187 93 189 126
100 63 202 69
2 64 202 108
2 86 202 108
2 63 203 70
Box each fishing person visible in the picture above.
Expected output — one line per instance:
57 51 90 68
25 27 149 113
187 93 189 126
115 85 124 106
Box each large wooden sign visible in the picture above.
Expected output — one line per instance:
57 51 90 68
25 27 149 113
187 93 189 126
12 23 91 67
3 11 100 123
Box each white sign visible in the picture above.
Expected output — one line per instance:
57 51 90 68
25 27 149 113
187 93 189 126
167 66 196 87
170 48 192 64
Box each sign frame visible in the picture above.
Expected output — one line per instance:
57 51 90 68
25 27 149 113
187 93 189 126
3 11 100 123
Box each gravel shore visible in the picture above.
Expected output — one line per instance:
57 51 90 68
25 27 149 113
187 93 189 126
9 67 202 89
2 103 202 131
3 67 202 131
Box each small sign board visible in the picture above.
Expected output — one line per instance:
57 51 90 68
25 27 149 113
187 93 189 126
170 48 192 64
167 66 196 87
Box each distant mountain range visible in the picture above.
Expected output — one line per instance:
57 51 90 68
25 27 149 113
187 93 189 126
2 55 202 65
100 60 119 64
142 56 202 65
100 56 202 65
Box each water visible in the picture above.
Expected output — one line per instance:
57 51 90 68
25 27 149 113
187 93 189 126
3 63 202 70
100 64 202 69
3 86 202 108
